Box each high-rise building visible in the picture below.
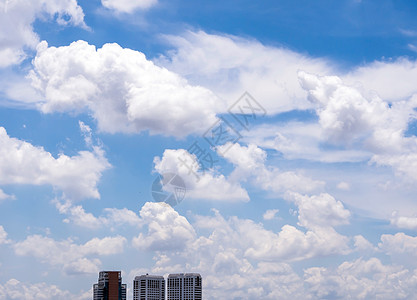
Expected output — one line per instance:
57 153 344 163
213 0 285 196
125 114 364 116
93 271 127 300
167 273 202 300
133 274 165 300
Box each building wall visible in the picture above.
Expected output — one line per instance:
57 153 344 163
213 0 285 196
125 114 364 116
133 275 165 300
167 274 202 300
108 272 119 300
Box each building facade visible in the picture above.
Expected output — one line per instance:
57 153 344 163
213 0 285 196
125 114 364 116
167 273 202 300
133 274 165 300
93 271 127 300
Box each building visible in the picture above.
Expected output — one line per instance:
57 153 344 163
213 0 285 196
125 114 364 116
93 271 127 300
133 274 165 300
167 273 202 300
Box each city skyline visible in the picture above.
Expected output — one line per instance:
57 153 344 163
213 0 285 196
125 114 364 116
93 271 202 300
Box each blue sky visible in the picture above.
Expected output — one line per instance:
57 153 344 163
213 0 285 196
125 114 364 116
1 0 417 299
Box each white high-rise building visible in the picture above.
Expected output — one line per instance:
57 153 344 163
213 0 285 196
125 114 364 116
133 274 165 300
167 273 202 300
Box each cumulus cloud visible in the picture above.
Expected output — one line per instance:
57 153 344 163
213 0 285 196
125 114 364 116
379 232 417 255
13 234 126 275
0 127 110 201
29 40 223 138
132 202 195 251
101 0 157 13
186 208 349 262
129 203 417 299
0 279 90 300
0 0 85 67
218 142 324 194
299 71 417 183
285 192 351 229
137 206 352 298
390 211 417 230
298 71 414 148
153 148 249 202
304 258 417 299
54 200 142 229
263 209 279 220
243 224 350 261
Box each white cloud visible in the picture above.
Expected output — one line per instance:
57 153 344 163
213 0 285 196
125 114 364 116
0 189 15 201
0 278 90 300
55 201 101 229
54 200 142 229
0 226 8 245
101 0 157 13
353 235 376 252
137 206 351 299
263 209 279 220
0 127 110 201
390 211 417 230
128 204 417 299
243 224 350 261
285 192 351 229
13 234 126 275
379 232 417 255
192 208 349 263
218 143 324 194
408 43 417 53
153 148 249 202
132 202 195 251
0 0 86 67
298 71 412 148
79 121 93 148
343 58 417 102
243 122 372 163
203 261 305 299
371 153 417 183
157 30 332 115
29 40 224 138
299 71 417 184
304 258 417 299
103 207 143 228
337 181 351 190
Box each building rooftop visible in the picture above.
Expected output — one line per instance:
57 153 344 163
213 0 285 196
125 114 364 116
168 273 201 278
135 274 165 280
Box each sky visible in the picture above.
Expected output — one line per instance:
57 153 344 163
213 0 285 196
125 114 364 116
1 0 417 299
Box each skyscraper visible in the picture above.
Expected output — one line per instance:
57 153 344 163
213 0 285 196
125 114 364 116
167 273 202 300
93 271 127 300
133 274 165 300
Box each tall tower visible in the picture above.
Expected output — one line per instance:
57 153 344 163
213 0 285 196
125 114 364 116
93 271 127 300
133 274 165 300
167 273 202 300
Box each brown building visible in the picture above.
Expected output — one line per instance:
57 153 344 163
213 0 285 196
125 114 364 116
93 271 127 300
